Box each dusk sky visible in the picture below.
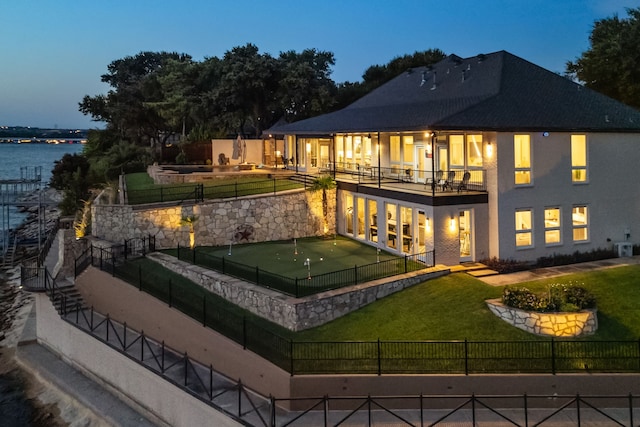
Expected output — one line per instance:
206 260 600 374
1 0 638 130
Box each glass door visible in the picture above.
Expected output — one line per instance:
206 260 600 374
415 146 431 183
459 209 473 261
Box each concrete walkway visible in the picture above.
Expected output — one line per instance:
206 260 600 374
469 255 640 286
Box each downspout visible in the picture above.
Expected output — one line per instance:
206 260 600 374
377 132 381 188
295 135 299 174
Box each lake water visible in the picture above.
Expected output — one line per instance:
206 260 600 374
0 142 83 425
0 143 84 248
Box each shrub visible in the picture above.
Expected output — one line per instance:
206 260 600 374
502 282 595 313
479 257 531 274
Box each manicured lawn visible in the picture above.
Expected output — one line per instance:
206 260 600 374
183 236 400 277
124 172 303 204
126 252 640 343
297 265 640 342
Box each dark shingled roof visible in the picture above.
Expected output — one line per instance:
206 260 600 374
268 51 640 135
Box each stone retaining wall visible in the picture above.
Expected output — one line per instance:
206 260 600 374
92 188 335 249
148 252 448 331
486 299 597 337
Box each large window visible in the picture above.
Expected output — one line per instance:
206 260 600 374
390 135 400 163
572 206 589 242
368 199 378 242
571 134 587 182
450 135 464 167
515 209 533 247
544 207 561 245
402 135 414 164
514 135 531 185
466 134 483 167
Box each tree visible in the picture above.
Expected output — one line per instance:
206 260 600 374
79 51 193 154
311 175 336 235
276 49 337 121
566 7 640 109
209 44 279 137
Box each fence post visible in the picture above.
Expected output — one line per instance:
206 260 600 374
124 240 128 260
169 279 173 307
160 186 163 202
111 252 115 277
464 339 469 375
192 246 196 264
235 181 238 198
243 316 247 349
551 338 556 375
222 256 225 274
354 265 358 285
295 278 299 298
202 295 206 326
404 255 408 273
290 340 294 376
273 178 276 194
256 266 259 285
377 338 382 376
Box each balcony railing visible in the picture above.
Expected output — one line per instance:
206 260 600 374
322 162 487 192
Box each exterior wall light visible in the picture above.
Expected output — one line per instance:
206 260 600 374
426 217 431 232
486 141 493 157
449 216 457 232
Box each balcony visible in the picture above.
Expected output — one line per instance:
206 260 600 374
321 162 488 205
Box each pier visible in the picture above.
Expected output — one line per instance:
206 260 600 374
1 167 53 267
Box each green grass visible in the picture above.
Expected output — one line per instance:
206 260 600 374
180 236 400 277
111 256 640 373
124 172 303 204
297 265 640 342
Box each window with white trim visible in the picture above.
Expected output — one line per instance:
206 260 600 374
515 209 533 247
571 135 587 182
544 207 561 245
572 205 589 242
514 134 531 185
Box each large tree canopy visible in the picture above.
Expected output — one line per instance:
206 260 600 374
566 7 640 109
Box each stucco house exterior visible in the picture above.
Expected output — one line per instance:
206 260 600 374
267 50 640 265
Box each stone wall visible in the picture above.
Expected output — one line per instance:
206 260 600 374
92 188 336 249
486 299 597 337
148 252 448 331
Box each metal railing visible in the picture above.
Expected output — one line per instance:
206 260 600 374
125 177 303 205
270 393 639 426
84 246 640 376
175 246 435 297
324 162 488 192
62 305 269 426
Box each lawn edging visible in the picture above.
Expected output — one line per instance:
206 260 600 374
147 252 449 331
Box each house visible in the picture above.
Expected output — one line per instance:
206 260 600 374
266 50 640 265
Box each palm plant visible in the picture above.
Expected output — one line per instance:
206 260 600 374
310 175 336 235
180 215 199 249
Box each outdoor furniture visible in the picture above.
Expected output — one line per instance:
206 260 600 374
218 153 230 165
458 171 471 193
425 170 444 190
442 170 456 191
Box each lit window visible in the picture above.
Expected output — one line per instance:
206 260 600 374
450 135 464 167
390 135 400 163
572 206 589 242
403 135 414 163
514 135 531 185
515 209 533 247
571 135 587 182
544 207 561 245
466 134 483 167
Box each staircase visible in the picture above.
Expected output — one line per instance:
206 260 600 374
49 278 87 315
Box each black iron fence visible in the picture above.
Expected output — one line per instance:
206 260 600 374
175 245 435 297
84 245 640 376
125 177 303 205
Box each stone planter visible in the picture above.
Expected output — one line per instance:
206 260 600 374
486 299 597 337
